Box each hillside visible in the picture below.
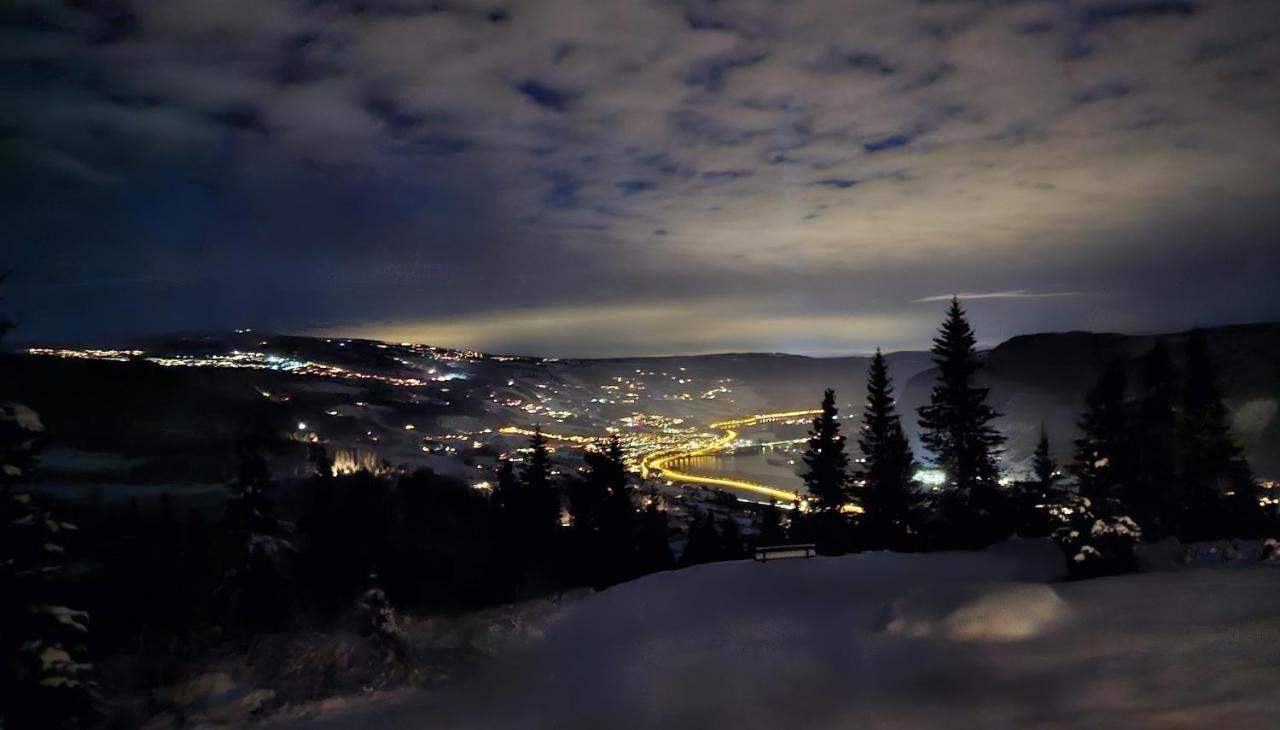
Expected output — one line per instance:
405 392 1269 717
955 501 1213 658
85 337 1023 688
899 323 1280 476
288 546 1280 729
3 322 1278 486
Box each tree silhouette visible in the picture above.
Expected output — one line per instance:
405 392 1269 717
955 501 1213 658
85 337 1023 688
1 404 98 728
488 458 525 597
1179 330 1264 539
752 503 786 548
1032 426 1058 488
917 298 1005 544
1132 339 1181 536
1072 360 1132 505
857 350 917 549
1063 361 1141 575
718 516 746 560
801 389 852 553
0 288 96 728
571 434 635 586
681 511 721 566
515 427 562 591
524 426 561 539
1011 425 1061 538
635 493 674 574
223 432 293 630
597 435 638 583
802 389 851 511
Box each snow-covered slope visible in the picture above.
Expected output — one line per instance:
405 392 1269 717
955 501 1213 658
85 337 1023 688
293 543 1280 729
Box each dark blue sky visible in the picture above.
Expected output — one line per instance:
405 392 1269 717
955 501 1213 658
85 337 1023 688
4 0 1279 356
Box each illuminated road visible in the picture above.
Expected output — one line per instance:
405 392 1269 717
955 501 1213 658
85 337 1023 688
639 410 820 503
502 410 827 504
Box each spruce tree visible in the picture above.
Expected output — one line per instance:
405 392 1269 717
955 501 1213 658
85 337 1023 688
1072 361 1132 504
1180 330 1263 538
752 503 786 548
635 494 674 574
680 511 721 566
1062 364 1142 576
308 441 333 479
521 427 562 575
492 457 520 522
598 435 637 581
524 427 559 529
1032 426 1058 488
857 350 917 549
802 389 851 511
0 297 96 728
916 298 1006 541
572 434 635 586
488 458 525 597
223 432 293 630
1132 339 1181 536
1 404 97 728
1012 425 1060 538
718 517 746 560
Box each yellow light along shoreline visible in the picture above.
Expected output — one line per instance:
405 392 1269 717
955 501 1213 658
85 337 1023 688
502 409 839 506
640 409 823 503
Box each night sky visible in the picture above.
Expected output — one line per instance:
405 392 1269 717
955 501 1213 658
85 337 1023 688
3 0 1279 356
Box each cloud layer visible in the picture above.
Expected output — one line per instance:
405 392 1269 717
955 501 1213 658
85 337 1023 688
3 0 1279 354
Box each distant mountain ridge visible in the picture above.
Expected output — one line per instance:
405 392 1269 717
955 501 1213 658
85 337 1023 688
5 322 1278 481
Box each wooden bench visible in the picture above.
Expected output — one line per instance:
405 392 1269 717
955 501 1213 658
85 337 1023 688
754 544 816 562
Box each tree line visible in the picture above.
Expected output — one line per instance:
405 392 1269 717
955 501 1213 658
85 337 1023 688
792 298 1271 575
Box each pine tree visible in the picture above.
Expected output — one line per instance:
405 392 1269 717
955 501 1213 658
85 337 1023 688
1072 360 1132 505
802 389 851 511
572 434 635 586
489 458 525 596
598 435 637 582
308 441 333 479
492 457 520 521
635 493 673 574
1032 426 1058 488
1180 330 1264 538
916 298 1006 542
718 517 746 560
857 350 917 549
1062 360 1141 574
681 511 721 566
523 427 562 546
1132 339 1181 536
1 404 97 727
0 297 96 728
752 503 786 548
1012 425 1060 538
223 432 293 630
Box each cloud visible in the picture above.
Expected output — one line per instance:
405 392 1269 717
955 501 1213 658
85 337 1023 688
310 298 935 358
2 0 1279 353
513 80 580 112
913 291 1090 303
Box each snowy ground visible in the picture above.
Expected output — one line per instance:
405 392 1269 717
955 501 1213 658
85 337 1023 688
288 542 1280 729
